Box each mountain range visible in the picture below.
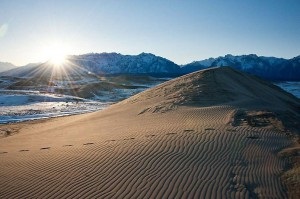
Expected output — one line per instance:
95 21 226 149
182 54 300 81
0 62 16 72
1 53 299 80
69 53 181 75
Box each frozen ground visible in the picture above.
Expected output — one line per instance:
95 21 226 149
0 75 169 124
0 90 108 124
275 81 300 98
0 79 298 125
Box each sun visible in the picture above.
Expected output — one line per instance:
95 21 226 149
49 52 66 66
42 42 69 67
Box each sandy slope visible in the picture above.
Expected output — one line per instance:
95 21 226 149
0 67 299 198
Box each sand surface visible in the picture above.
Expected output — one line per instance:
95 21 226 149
0 67 299 198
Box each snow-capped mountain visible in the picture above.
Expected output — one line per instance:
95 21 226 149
0 53 181 78
1 53 299 81
0 62 16 72
182 54 300 80
69 52 180 75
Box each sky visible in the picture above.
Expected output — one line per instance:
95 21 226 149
0 0 299 66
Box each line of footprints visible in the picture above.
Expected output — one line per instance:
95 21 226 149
0 129 224 155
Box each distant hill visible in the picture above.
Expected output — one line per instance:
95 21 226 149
182 54 300 81
0 63 42 77
0 62 16 72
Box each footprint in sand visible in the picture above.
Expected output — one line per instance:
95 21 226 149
226 129 237 132
63 145 73 147
40 147 51 150
19 150 29 152
105 140 116 142
145 135 156 138
184 129 194 132
246 135 260 140
83 143 94 145
124 138 136 140
166 133 177 135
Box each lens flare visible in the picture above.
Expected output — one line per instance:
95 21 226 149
42 42 69 67
49 52 66 66
0 23 8 38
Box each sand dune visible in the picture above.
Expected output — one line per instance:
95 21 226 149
0 67 299 198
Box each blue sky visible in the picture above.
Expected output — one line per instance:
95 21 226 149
0 0 299 66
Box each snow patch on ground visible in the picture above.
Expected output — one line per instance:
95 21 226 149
0 90 108 124
274 81 300 98
1 79 297 125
